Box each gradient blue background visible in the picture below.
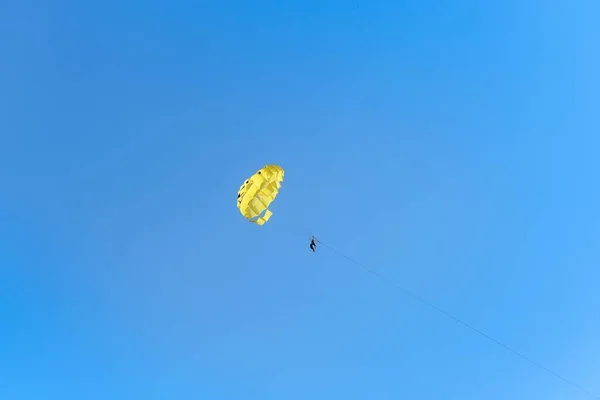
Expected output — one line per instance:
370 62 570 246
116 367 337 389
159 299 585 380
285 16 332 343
2 0 599 399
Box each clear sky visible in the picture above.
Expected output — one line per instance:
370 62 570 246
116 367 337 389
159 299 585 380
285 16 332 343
1 0 599 399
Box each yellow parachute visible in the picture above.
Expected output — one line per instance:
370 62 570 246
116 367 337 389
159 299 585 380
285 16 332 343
237 164 284 225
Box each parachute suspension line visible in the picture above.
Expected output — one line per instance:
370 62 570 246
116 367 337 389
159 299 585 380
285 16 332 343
316 239 600 400
305 228 314 240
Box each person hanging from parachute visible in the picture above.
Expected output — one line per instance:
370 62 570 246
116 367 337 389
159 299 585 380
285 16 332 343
309 236 318 252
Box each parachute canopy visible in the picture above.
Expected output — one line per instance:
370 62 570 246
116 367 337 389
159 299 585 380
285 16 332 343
237 164 284 225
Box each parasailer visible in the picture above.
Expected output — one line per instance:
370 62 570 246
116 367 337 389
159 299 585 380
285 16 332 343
236 164 284 225
309 236 317 252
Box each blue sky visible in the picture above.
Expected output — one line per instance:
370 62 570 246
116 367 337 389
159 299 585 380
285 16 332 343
1 0 599 399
